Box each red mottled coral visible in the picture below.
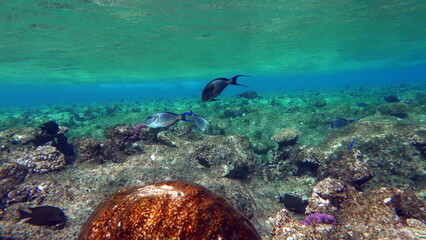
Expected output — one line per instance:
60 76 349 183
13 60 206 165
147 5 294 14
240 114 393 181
78 181 261 240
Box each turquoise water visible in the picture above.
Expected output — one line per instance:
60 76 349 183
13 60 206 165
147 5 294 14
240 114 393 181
1 0 426 85
1 1 426 239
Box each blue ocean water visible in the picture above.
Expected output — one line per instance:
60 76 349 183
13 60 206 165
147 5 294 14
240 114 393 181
1 64 425 107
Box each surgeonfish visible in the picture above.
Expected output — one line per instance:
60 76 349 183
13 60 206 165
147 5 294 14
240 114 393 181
145 112 190 128
201 75 250 102
325 117 357 129
145 109 210 132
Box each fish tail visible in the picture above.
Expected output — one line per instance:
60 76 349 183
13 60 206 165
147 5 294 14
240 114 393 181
229 75 250 87
17 209 32 220
180 112 192 122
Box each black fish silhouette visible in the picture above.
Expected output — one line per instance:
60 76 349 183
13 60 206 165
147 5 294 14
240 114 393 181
201 75 249 102
279 194 306 214
18 205 67 226
39 121 59 135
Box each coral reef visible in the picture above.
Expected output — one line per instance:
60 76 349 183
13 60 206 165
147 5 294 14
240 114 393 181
270 128 301 150
320 150 373 190
186 134 256 180
409 130 426 157
267 120 426 190
72 138 102 163
78 181 261 240
0 83 425 239
311 98 327 108
0 162 28 199
100 124 142 162
0 126 74 173
15 145 67 173
301 213 336 225
271 178 426 239
377 102 408 118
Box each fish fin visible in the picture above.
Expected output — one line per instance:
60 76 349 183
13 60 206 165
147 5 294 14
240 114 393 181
334 117 347 121
229 75 250 86
235 83 250 88
17 209 32 220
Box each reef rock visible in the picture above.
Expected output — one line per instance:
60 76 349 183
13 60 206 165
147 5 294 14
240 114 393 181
72 138 102 163
100 124 143 162
409 130 426 156
15 145 67 173
0 126 74 173
320 149 373 189
271 128 301 149
377 102 408 118
0 162 28 198
78 181 261 240
271 209 346 239
187 134 256 181
272 177 426 239
6 179 63 205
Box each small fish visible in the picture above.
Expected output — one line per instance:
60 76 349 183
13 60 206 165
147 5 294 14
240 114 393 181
278 194 306 214
39 121 59 135
325 118 357 129
18 205 67 226
201 75 250 102
145 112 189 128
238 90 259 99
383 95 400 103
348 138 357 149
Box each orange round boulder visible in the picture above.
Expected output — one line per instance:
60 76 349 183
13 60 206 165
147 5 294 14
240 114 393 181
78 181 261 240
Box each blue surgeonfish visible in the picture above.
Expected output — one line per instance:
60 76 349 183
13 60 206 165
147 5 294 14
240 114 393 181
201 75 250 102
145 112 190 128
325 117 357 129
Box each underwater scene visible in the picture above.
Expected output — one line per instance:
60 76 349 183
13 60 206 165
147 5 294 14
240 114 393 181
1 0 426 239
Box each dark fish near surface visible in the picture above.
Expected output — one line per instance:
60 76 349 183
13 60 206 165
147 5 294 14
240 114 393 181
325 117 357 129
39 121 59 135
18 205 67 226
201 75 250 102
145 112 188 128
279 194 306 214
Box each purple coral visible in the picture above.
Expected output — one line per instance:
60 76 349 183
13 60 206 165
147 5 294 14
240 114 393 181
302 213 336 225
132 123 147 140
